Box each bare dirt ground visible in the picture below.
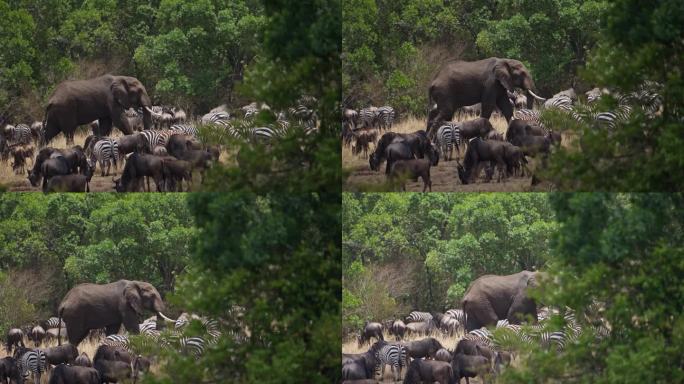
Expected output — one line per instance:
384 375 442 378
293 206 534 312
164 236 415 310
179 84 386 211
1 130 234 192
343 329 492 383
343 115 558 192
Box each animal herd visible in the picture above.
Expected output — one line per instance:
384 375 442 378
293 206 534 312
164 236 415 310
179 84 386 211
343 57 663 190
343 271 610 383
0 75 319 192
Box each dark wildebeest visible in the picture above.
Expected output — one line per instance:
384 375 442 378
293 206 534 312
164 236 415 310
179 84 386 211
352 130 377 158
0 356 22 384
41 344 79 367
93 359 131 383
435 348 452 362
404 359 454 384
389 143 440 192
405 337 444 359
342 347 379 380
93 345 132 365
505 119 545 142
180 149 213 183
451 352 492 384
31 156 72 192
74 352 92 367
458 118 494 142
116 133 147 159
113 153 164 192
405 320 436 336
161 158 192 192
5 328 26 354
358 322 383 347
369 131 431 174
28 326 46 347
389 320 406 341
456 138 509 184
342 362 369 382
10 144 34 175
166 134 201 159
46 172 92 192
47 364 99 384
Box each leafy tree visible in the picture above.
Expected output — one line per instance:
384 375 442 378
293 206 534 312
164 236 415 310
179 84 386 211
501 193 684 383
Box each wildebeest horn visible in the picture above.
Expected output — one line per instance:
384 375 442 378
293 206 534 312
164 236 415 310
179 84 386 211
528 90 546 101
157 311 176 322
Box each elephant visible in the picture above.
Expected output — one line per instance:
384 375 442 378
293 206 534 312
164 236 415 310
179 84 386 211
427 57 546 132
41 75 153 146
57 280 175 346
461 271 541 332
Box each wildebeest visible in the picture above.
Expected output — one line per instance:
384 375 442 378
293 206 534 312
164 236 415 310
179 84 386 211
113 153 164 192
352 130 377 158
179 149 213 183
389 144 439 192
369 131 431 174
5 328 25 354
456 138 509 184
166 134 201 159
28 326 46 347
46 173 92 192
0 356 22 384
405 320 436 336
435 348 452 362
116 133 147 158
74 352 92 367
389 320 406 341
342 361 369 381
342 348 379 380
161 158 192 192
405 337 444 359
10 144 34 175
358 322 383 347
47 364 99 384
29 155 72 192
459 118 495 142
41 344 79 368
404 359 453 384
451 352 492 384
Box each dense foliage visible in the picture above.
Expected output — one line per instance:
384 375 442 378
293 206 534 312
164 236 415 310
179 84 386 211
500 193 684 383
0 0 265 120
0 193 195 333
342 193 556 332
342 0 608 115
544 0 684 190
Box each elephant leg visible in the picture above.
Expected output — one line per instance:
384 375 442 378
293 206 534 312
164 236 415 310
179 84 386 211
496 94 514 122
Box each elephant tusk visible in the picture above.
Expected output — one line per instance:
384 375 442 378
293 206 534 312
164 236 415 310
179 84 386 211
157 311 176 323
528 90 546 101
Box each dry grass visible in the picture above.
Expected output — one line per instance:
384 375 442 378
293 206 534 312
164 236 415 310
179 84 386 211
343 114 559 192
0 129 236 192
342 329 494 383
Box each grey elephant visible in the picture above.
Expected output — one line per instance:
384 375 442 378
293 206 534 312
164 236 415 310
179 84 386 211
41 75 153 145
57 280 175 346
462 271 541 331
427 58 546 131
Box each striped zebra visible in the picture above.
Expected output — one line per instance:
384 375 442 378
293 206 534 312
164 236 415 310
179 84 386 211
201 111 231 124
140 130 174 152
178 336 205 359
544 95 574 111
376 106 395 130
358 107 379 129
289 105 318 131
87 137 119 176
372 341 408 382
244 127 275 143
139 320 159 336
4 124 33 145
242 102 260 119
170 124 199 138
44 317 65 329
405 311 433 323
103 334 130 350
538 330 567 352
445 309 466 326
435 122 461 161
513 109 545 129
17 349 46 384
463 327 494 348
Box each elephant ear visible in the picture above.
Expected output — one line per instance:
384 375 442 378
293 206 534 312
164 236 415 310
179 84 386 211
494 61 514 92
111 78 131 109
123 282 144 316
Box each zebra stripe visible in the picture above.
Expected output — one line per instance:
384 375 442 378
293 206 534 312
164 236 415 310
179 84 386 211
543 95 574 111
4 124 33 145
103 334 130 350
445 309 466 325
178 336 205 359
376 106 395 130
436 123 461 161
45 317 65 329
463 327 494 348
18 350 46 382
358 107 378 129
89 138 119 176
373 342 407 381
140 130 174 152
406 311 433 323
201 111 231 124
170 124 199 137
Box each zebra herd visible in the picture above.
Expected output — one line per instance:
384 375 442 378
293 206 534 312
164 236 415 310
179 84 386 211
342 105 396 157
346 305 610 382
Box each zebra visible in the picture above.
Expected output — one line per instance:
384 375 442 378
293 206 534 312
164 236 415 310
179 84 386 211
463 327 494 348
87 137 119 176
372 341 407 382
245 127 275 143
178 336 206 359
513 109 545 130
242 102 260 119
405 311 433 323
170 124 199 138
358 107 379 129
376 106 395 130
435 122 461 161
103 334 130 350
289 105 318 131
445 309 466 326
544 95 574 111
201 111 231 124
538 330 567 352
44 317 65 329
16 349 46 384
4 124 33 145
140 130 174 152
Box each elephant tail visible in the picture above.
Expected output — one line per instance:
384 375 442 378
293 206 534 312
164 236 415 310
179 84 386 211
57 306 64 346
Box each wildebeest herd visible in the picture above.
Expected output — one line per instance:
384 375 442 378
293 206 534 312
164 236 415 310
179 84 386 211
1 280 246 383
342 271 610 383
0 75 318 192
342 57 663 191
